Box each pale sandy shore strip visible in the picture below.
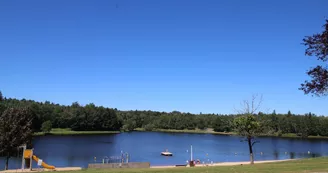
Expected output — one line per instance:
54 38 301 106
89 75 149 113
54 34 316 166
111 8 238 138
150 159 295 169
1 159 295 172
0 167 82 173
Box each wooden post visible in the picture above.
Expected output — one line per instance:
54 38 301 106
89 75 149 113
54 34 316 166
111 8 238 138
190 145 193 161
21 145 26 171
30 149 33 171
19 145 27 171
126 153 129 163
121 151 123 164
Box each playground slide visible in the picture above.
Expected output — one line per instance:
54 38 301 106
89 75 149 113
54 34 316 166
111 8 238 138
32 155 55 170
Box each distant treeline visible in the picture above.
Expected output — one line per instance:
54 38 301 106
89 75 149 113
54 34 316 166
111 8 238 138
0 93 327 138
118 110 328 138
0 97 122 131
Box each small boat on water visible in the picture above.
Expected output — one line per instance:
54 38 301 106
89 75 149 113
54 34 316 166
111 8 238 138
161 149 173 156
161 151 173 156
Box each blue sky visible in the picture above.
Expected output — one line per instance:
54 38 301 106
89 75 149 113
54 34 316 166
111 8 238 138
0 0 327 115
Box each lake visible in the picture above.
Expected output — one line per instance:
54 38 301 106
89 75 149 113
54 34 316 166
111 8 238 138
1 131 328 170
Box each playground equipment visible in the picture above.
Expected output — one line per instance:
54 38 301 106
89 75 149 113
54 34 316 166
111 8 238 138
23 148 55 170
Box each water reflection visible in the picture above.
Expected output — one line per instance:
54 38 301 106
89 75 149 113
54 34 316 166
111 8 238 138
273 151 279 160
2 132 328 169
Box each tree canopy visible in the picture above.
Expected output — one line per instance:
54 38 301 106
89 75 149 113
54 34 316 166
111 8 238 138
0 91 3 102
0 107 33 170
234 115 261 138
41 120 52 133
300 20 328 96
233 95 262 164
0 97 122 132
0 91 327 138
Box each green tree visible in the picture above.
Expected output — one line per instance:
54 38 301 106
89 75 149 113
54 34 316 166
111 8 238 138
298 115 310 138
122 119 137 131
0 107 33 170
213 116 232 132
0 91 3 102
277 115 289 135
29 103 42 132
197 117 206 130
234 94 263 164
269 110 279 133
41 120 52 133
300 20 328 96
234 114 260 164
144 124 155 131
0 104 5 115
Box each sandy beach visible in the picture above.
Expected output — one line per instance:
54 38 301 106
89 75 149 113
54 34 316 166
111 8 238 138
0 159 295 172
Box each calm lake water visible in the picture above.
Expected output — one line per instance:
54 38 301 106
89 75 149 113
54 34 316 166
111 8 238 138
1 131 328 170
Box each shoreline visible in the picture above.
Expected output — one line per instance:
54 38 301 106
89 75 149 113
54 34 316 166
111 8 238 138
33 128 120 136
0 159 298 172
150 159 295 168
2 158 327 173
134 128 328 140
33 128 328 140
134 128 234 135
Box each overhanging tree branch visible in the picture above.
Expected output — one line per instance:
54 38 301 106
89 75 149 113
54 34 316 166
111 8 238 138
300 20 328 96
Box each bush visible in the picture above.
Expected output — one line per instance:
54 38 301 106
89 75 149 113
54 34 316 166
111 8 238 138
121 120 136 132
277 130 283 137
187 126 196 130
121 125 129 132
197 122 206 130
213 117 232 132
41 120 52 133
144 124 155 131
197 117 206 130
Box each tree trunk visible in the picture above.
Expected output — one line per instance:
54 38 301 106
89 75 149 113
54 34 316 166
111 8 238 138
5 155 9 170
247 137 254 164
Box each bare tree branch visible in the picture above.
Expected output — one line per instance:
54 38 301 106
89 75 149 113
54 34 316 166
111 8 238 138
251 95 255 114
235 94 263 114
252 94 263 114
252 140 260 147
245 100 250 114
264 108 271 114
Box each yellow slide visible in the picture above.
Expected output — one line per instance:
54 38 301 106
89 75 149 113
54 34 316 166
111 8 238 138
24 149 55 170
32 155 55 170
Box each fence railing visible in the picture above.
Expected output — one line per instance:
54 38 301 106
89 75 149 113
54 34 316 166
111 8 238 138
96 153 129 164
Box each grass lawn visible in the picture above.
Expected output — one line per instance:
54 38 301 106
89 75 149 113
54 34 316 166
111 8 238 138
279 133 328 139
34 128 120 136
58 157 328 173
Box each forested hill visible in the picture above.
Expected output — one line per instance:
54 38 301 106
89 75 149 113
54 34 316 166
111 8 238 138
0 91 327 138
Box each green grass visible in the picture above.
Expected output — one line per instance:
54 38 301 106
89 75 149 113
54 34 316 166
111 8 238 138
135 128 234 135
279 133 328 139
34 128 120 136
58 157 328 173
